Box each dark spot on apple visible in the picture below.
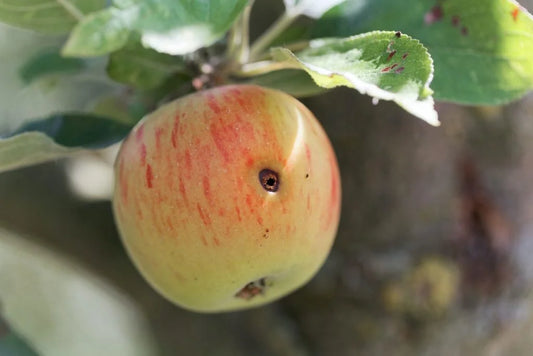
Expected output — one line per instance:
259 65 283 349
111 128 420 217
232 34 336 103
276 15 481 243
259 169 279 192
305 173 309 179
395 31 401 38
235 278 268 300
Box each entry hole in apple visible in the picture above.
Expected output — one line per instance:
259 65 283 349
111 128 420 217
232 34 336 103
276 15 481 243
259 169 279 192
235 277 267 300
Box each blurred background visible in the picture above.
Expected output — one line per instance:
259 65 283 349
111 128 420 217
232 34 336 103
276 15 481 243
2 1 533 355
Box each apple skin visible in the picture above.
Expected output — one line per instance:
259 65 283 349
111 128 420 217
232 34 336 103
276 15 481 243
112 84 341 312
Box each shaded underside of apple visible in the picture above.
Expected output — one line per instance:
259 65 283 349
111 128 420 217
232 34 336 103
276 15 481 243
113 84 341 312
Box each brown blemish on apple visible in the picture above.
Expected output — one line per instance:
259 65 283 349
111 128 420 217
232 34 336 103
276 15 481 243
235 278 267 300
146 164 153 188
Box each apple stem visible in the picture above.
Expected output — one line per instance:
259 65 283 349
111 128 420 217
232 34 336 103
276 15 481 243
248 7 302 62
227 1 254 65
233 60 298 77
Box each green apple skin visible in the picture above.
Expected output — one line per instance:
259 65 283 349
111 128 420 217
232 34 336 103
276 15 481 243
113 84 341 312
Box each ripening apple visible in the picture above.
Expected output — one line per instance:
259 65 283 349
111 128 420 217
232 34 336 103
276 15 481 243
112 84 341 312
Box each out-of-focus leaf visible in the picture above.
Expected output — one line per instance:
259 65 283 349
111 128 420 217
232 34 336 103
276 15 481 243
19 49 85 84
62 8 132 57
272 31 438 125
107 41 187 89
284 0 347 18
63 0 248 57
0 0 106 34
0 132 75 173
314 0 533 105
0 318 38 356
246 69 326 98
10 113 132 148
0 228 157 355
0 113 133 173
0 25 121 134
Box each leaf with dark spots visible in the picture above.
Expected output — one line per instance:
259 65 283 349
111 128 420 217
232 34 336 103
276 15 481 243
314 0 533 105
271 31 438 125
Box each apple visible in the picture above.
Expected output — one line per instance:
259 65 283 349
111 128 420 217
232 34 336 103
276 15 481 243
112 84 341 312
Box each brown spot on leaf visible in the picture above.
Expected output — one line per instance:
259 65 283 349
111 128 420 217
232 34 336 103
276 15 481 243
425 5 443 25
395 66 405 74
452 15 460 27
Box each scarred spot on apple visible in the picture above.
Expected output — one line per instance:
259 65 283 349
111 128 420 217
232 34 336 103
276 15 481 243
113 84 341 312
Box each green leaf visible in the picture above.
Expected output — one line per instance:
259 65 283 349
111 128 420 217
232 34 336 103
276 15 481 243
0 132 77 173
272 31 438 125
19 49 85 84
0 318 39 356
0 228 157 355
62 8 133 57
11 113 133 148
246 69 326 98
314 0 533 105
283 0 347 19
0 0 106 34
0 113 133 173
107 41 187 89
63 0 248 57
